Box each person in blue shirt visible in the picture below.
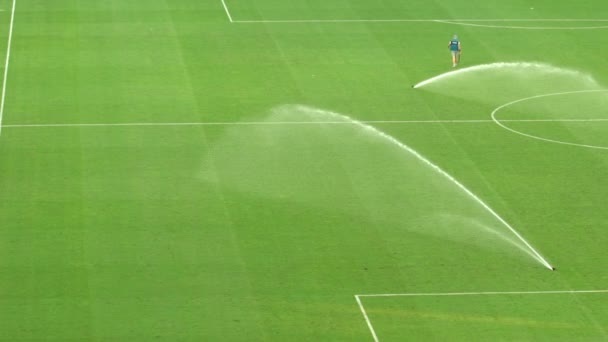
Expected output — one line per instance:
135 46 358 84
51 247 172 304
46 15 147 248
448 35 461 67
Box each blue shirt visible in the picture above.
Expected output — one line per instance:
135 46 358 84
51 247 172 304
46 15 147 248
449 39 460 51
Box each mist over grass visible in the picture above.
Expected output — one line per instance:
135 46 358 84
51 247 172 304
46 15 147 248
200 105 550 267
493 90 608 149
414 62 601 105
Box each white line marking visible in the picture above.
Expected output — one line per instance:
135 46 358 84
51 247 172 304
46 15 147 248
233 18 608 24
491 90 608 150
0 0 16 136
221 0 233 23
355 289 608 341
4 118 608 128
434 20 608 30
355 295 380 342
357 289 608 297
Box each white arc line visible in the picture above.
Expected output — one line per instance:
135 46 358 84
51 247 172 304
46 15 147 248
0 0 16 136
355 296 380 342
221 0 233 23
491 90 608 150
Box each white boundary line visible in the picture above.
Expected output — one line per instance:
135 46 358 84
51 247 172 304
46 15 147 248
355 295 380 342
3 118 608 128
0 0 16 136
434 20 608 30
355 289 608 341
221 0 233 23
232 18 608 24
357 289 608 298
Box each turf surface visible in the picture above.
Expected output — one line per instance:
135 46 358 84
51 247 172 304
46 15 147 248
1 0 608 341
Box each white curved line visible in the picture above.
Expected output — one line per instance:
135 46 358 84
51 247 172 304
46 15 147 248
491 90 608 150
413 62 596 88
434 20 608 30
293 104 554 270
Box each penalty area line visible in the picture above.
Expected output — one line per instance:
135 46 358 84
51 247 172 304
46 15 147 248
0 0 16 137
355 289 608 341
221 0 233 23
233 18 608 24
355 295 380 342
357 289 608 298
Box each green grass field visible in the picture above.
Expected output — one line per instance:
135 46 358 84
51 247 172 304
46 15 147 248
2 0 608 341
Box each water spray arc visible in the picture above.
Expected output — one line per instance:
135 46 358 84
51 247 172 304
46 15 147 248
413 62 597 89
291 105 555 270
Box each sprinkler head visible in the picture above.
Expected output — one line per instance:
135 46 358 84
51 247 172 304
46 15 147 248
552 267 556 271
